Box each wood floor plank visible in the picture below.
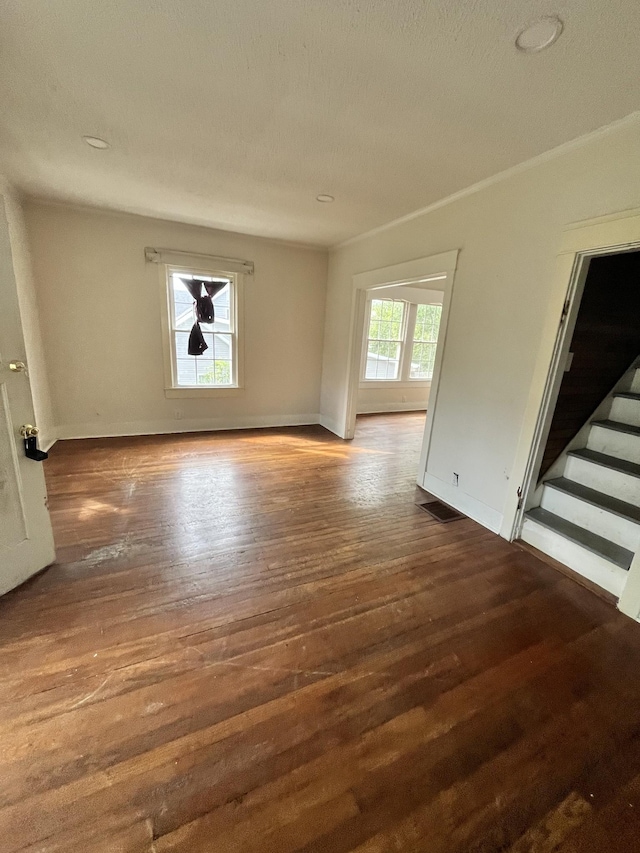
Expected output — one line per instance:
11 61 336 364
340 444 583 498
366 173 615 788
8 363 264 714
1 413 640 851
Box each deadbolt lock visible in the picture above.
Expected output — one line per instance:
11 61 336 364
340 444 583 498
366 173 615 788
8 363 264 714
9 361 27 372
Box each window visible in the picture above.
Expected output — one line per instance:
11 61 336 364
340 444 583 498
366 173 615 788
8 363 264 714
410 304 441 380
364 298 406 380
165 267 240 391
362 297 442 383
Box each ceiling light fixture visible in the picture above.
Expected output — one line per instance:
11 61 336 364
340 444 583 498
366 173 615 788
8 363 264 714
82 135 110 149
316 194 335 203
515 16 563 52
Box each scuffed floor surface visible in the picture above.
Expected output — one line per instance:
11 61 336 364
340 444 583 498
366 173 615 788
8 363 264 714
1 413 640 852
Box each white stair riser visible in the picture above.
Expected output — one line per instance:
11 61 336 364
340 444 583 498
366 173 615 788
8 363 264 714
610 396 640 427
631 369 640 394
540 486 640 551
564 456 640 508
587 425 640 464
521 519 627 597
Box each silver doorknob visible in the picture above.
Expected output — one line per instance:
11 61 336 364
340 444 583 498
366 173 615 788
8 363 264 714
19 424 39 438
9 361 27 372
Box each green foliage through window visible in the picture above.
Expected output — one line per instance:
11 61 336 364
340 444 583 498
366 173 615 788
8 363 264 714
364 298 441 382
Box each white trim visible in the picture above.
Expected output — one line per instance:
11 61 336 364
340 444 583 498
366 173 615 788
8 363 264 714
335 111 640 250
357 403 427 414
502 207 640 611
158 263 245 394
423 473 503 534
342 251 457 491
359 380 430 389
507 251 590 536
55 414 321 441
351 258 454 290
505 215 640 542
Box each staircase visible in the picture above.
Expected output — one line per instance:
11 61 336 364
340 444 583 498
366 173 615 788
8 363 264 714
521 361 640 598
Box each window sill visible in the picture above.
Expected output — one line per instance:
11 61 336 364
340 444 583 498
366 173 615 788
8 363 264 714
359 380 431 389
164 386 244 399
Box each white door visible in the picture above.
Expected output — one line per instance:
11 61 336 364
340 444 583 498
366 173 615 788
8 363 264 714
0 199 55 595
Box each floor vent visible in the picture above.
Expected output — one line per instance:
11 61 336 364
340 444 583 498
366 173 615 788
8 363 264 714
418 500 465 523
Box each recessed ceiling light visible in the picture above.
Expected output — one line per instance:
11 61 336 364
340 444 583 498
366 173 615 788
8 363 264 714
515 16 563 52
82 135 110 149
316 194 335 203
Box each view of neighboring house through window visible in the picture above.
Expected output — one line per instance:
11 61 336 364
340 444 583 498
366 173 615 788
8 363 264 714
169 271 235 387
363 297 442 382
364 298 406 379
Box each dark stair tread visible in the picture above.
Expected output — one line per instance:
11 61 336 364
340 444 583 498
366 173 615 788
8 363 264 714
614 392 640 401
567 448 640 480
591 419 640 437
544 477 640 524
525 507 633 570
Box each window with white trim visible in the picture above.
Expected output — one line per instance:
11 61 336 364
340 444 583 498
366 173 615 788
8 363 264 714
409 303 441 380
166 268 238 388
363 298 442 383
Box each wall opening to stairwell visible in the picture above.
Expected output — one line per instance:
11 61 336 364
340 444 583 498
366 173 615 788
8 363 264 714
537 250 640 479
513 236 640 603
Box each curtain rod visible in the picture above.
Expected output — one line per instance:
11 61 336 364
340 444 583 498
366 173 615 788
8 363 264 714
144 247 254 275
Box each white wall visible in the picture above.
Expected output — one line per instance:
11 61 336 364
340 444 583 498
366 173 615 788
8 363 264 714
0 184 55 449
320 115 640 534
357 285 442 415
25 202 328 439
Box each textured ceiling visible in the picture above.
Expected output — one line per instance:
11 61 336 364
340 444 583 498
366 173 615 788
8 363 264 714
1 0 640 246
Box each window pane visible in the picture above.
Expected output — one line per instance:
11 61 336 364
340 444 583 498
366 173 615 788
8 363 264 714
410 341 437 379
174 330 192 358
176 357 197 386
413 304 442 342
364 298 405 380
171 273 232 333
198 361 232 386
170 273 235 388
365 341 401 380
377 321 391 341
370 298 405 337
194 333 233 385
172 276 195 330
211 285 231 332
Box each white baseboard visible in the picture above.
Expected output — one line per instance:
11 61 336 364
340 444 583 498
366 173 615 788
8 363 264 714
319 413 347 439
56 413 321 441
422 472 503 534
356 403 427 414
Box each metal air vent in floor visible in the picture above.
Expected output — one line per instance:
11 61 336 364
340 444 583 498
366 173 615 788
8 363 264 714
417 500 465 523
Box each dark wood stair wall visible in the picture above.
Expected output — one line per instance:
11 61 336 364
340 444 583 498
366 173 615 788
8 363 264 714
539 250 640 479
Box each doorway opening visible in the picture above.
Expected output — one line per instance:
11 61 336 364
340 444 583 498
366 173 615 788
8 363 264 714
354 285 444 446
517 248 640 598
342 250 458 496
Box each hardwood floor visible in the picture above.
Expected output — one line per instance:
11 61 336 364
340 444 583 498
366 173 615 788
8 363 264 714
1 412 640 852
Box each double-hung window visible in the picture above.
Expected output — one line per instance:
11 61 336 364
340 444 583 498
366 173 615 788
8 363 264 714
163 266 241 393
363 297 442 384
409 304 441 380
364 298 407 380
